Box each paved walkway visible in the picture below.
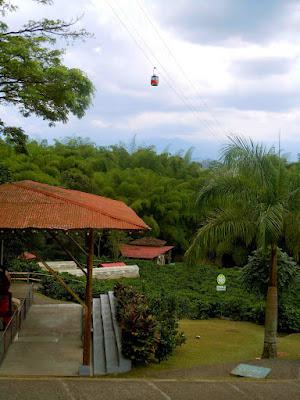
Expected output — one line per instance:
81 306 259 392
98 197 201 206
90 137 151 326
0 300 83 376
141 359 300 381
0 377 299 400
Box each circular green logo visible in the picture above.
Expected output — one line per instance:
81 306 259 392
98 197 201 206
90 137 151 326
217 274 226 285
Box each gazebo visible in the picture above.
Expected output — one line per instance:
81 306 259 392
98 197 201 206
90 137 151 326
0 180 149 371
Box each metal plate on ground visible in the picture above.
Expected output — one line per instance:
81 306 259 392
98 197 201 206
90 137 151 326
231 363 271 379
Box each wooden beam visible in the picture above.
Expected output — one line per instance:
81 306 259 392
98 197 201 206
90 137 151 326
32 253 86 308
48 231 87 277
67 233 88 256
82 229 94 366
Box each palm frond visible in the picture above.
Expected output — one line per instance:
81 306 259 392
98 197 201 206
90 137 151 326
185 207 255 265
256 203 284 248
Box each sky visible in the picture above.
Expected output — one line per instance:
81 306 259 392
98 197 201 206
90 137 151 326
2 0 300 161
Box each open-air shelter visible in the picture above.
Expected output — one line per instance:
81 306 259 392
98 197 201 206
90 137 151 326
0 180 149 371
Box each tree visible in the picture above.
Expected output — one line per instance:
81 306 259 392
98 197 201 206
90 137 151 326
0 0 94 150
0 163 11 183
185 136 300 358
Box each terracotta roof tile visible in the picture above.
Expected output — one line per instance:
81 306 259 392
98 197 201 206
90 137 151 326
119 244 174 259
0 180 149 231
129 237 167 247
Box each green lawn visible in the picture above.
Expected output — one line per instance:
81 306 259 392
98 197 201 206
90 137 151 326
124 319 300 378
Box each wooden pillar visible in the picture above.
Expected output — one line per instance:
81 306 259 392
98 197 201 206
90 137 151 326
83 229 94 366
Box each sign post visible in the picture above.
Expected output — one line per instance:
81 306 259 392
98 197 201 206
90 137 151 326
216 273 226 291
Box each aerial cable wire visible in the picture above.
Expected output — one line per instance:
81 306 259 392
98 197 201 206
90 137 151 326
104 0 224 142
106 0 222 141
110 0 224 142
135 0 229 140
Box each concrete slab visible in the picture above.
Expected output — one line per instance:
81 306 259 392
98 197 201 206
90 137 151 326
0 379 299 400
39 261 140 279
0 304 83 376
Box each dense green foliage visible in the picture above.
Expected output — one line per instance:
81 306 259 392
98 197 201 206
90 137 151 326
0 0 94 149
0 138 205 253
115 284 185 364
38 261 300 333
186 137 300 265
115 284 159 364
241 248 300 297
185 136 300 357
7 258 41 273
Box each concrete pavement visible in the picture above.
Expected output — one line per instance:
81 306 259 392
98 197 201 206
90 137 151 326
0 377 299 400
0 304 82 376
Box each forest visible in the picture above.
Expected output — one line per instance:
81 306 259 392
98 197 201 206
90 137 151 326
0 137 207 257
1 136 300 266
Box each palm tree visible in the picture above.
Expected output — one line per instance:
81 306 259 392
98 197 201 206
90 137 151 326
185 136 300 358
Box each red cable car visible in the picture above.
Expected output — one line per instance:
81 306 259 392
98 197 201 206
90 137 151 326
151 67 159 86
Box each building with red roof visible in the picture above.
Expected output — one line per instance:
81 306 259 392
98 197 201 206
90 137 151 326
120 237 174 264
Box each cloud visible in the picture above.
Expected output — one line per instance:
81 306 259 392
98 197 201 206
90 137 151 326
1 0 300 162
151 0 299 45
231 57 294 78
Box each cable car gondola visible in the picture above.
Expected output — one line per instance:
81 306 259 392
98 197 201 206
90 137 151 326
151 67 159 86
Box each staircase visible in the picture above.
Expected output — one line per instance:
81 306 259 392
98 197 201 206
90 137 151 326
92 291 131 375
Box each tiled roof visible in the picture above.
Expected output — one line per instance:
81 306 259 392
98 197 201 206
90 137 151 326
98 262 126 268
0 180 149 231
119 244 174 259
129 237 167 247
18 252 37 260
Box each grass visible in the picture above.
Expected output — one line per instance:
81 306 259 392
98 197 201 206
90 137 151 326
123 319 300 378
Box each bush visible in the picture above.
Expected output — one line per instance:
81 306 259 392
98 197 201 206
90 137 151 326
278 303 300 332
114 284 159 364
8 259 41 273
150 293 185 362
115 284 184 364
241 248 300 297
40 272 86 301
38 261 300 334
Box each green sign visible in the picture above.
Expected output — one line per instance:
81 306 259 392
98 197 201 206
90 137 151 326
217 274 226 285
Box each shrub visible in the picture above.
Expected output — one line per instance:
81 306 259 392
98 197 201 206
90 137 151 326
150 293 185 362
114 284 159 364
8 258 41 273
115 284 184 364
38 261 300 334
278 303 300 333
241 248 300 297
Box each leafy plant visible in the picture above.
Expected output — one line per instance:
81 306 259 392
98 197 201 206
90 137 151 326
186 136 300 358
150 293 185 362
241 248 300 297
114 284 159 364
0 0 94 149
8 258 41 272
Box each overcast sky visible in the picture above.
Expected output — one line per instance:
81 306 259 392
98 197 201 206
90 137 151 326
2 0 300 161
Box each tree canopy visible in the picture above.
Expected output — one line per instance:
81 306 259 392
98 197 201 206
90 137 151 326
0 137 206 253
0 0 94 150
185 136 300 358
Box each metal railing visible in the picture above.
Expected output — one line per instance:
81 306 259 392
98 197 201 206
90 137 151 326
0 284 33 365
10 271 45 283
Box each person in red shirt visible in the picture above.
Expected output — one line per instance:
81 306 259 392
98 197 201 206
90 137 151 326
0 266 12 329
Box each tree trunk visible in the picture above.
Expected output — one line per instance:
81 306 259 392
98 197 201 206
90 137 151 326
262 244 278 358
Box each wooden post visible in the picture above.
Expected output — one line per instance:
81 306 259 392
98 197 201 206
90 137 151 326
82 229 94 367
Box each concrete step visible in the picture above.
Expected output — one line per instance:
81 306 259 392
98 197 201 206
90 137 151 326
92 293 132 375
92 298 105 375
108 291 131 373
100 294 119 374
